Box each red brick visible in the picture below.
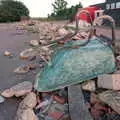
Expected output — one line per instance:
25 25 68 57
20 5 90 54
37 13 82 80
49 112 64 120
52 95 65 104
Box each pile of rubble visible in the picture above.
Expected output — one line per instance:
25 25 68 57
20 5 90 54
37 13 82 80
1 20 120 120
1 74 120 120
4 21 90 74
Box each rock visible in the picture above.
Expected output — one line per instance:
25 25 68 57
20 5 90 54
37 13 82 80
0 95 5 103
58 28 68 36
28 20 35 26
28 56 36 61
72 36 81 40
80 32 89 37
28 63 36 70
4 51 12 56
1 89 14 98
16 25 26 30
41 46 49 51
1 81 32 98
82 80 96 91
99 90 120 114
18 109 38 120
30 40 39 47
46 36 52 40
39 36 45 40
39 40 48 45
20 92 37 108
14 65 30 74
98 74 120 90
27 26 39 33
15 92 38 120
20 48 37 60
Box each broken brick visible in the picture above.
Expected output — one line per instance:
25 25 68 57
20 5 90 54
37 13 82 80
48 112 64 120
52 95 65 104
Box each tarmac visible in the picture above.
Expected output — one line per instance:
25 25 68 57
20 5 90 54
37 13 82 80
0 25 39 120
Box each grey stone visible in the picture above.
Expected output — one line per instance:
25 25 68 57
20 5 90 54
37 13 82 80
15 92 38 120
1 81 32 98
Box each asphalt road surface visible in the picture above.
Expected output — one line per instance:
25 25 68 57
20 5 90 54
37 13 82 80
0 24 39 120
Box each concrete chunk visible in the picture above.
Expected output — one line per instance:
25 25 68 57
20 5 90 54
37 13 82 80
82 80 96 91
15 92 38 120
1 81 32 98
99 90 120 114
98 74 120 90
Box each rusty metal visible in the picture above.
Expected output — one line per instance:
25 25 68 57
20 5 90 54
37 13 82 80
93 15 116 46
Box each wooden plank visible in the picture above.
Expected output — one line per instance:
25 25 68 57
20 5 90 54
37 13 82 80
68 84 93 120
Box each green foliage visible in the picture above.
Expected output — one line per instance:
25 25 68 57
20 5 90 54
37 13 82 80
67 2 83 21
52 0 68 15
50 1 83 20
0 0 29 22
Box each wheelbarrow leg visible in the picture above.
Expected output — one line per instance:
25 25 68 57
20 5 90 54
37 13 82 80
68 84 93 120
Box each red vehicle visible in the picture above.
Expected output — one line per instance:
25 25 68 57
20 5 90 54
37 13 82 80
78 6 101 23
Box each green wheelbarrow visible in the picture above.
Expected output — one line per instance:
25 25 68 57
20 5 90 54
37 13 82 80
34 11 116 92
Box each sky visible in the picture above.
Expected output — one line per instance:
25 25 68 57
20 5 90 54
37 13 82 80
18 0 105 17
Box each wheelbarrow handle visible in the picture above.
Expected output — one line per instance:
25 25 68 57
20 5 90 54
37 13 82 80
69 9 94 47
64 9 93 41
45 10 93 48
65 9 93 41
93 15 116 43
62 10 94 48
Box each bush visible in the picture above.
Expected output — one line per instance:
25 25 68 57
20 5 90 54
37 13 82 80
0 0 29 22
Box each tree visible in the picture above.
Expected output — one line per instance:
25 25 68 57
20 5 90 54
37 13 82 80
50 1 83 20
0 0 29 22
68 2 83 21
52 0 68 15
